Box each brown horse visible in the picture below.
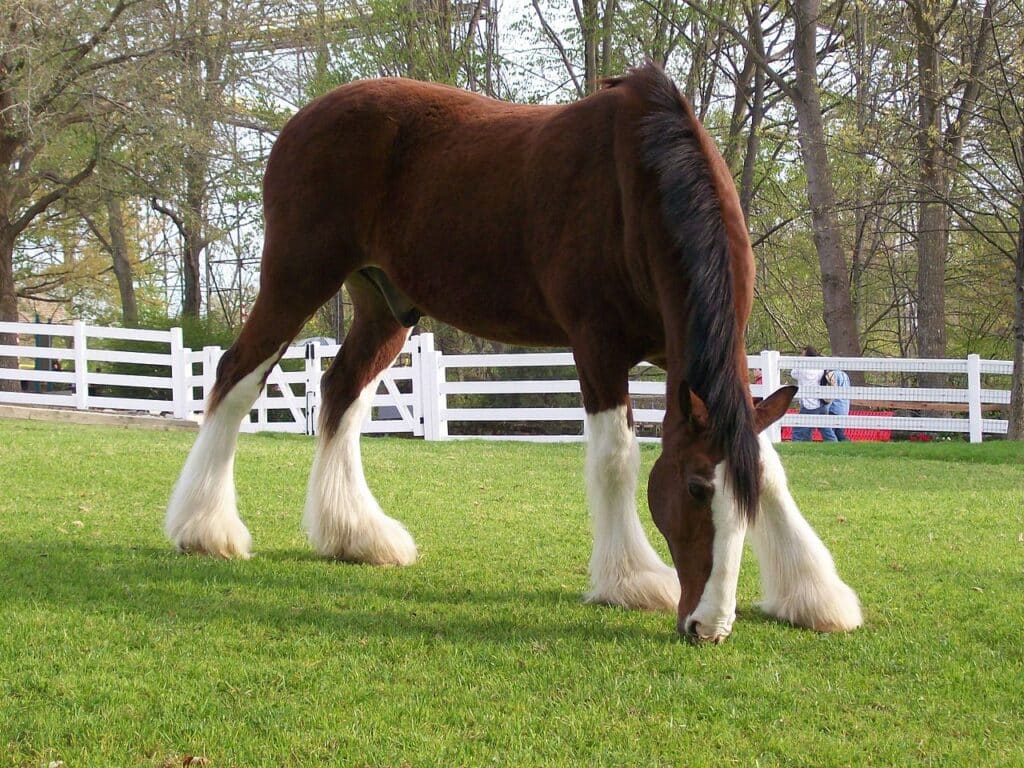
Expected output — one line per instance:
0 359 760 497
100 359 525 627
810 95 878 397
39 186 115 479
166 64 862 640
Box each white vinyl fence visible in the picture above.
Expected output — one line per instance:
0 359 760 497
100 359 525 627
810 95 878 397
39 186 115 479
0 320 1014 442
0 321 187 415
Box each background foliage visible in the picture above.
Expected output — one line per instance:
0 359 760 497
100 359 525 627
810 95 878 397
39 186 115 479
2 0 1022 432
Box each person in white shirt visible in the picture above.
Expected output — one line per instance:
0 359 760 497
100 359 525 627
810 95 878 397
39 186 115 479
790 345 828 441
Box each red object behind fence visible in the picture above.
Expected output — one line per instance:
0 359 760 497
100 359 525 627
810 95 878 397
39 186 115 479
781 410 894 442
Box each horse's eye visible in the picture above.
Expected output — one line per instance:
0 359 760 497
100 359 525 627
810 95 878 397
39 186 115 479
687 478 714 504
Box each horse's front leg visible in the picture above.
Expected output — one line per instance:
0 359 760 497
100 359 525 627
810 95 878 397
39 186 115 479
582 405 681 611
750 434 863 631
575 352 679 612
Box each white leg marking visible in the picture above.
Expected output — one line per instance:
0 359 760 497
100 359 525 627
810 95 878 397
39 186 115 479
304 373 417 565
751 434 863 631
682 463 745 643
165 354 279 558
583 406 680 611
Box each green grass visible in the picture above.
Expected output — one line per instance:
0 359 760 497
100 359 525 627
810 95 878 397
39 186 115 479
2 420 1022 767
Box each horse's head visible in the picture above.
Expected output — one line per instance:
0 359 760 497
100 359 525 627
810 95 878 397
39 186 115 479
648 383 796 637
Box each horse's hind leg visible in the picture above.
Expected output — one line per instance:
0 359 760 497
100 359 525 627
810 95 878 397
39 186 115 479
303 273 417 565
165 289 331 558
749 433 863 631
575 347 680 611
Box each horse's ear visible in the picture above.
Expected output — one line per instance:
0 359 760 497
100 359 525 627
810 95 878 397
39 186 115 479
678 381 692 420
678 381 709 433
754 385 797 432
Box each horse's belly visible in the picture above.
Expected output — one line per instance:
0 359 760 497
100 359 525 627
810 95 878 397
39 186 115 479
377 252 569 348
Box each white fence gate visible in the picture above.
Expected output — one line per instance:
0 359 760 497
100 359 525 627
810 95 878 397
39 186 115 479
0 320 1015 442
185 337 430 437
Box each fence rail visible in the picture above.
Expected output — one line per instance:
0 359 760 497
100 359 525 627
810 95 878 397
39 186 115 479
0 321 1015 442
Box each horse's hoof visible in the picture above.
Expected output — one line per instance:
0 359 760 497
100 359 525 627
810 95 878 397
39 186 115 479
312 513 418 566
177 541 253 560
585 565 681 612
171 514 253 560
680 615 731 644
758 576 863 632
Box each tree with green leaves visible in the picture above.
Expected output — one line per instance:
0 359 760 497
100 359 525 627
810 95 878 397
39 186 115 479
0 0 162 386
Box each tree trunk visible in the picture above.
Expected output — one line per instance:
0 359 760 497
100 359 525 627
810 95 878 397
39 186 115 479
1008 201 1024 440
648 0 675 66
790 0 861 357
724 53 756 171
0 224 18 391
913 4 948 369
581 0 599 94
738 66 762 218
182 231 203 318
737 4 765 217
105 193 138 327
181 147 207 319
600 0 617 77
683 17 708 107
849 2 871 335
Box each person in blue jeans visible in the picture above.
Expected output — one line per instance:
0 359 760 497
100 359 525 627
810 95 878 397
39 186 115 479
820 368 851 442
790 346 828 441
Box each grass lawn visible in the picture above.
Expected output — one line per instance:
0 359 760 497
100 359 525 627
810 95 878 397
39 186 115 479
1 419 1022 767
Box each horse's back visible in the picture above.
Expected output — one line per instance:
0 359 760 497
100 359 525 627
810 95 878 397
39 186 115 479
265 79 551 237
262 76 656 347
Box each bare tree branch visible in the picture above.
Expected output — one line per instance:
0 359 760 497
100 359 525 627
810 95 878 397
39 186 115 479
642 0 798 102
11 158 96 234
531 0 584 98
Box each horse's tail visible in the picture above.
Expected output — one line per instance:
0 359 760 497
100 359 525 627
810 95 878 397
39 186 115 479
636 64 761 520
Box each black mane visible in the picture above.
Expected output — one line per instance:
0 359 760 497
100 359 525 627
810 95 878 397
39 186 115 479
627 64 762 520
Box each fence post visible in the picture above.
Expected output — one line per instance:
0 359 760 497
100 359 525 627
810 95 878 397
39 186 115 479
418 333 447 440
201 346 220 417
967 353 982 443
419 333 436 440
169 327 187 419
435 342 448 440
409 335 424 438
761 349 783 443
72 320 88 410
304 341 322 436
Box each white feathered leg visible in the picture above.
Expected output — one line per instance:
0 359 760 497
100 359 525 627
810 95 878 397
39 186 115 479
681 463 746 642
165 355 279 558
303 376 417 565
751 434 863 631
583 406 680 611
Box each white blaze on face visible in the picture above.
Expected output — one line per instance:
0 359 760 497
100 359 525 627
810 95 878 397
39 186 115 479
682 462 746 642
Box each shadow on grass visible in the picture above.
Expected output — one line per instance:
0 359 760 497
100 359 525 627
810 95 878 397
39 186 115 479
0 539 681 645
